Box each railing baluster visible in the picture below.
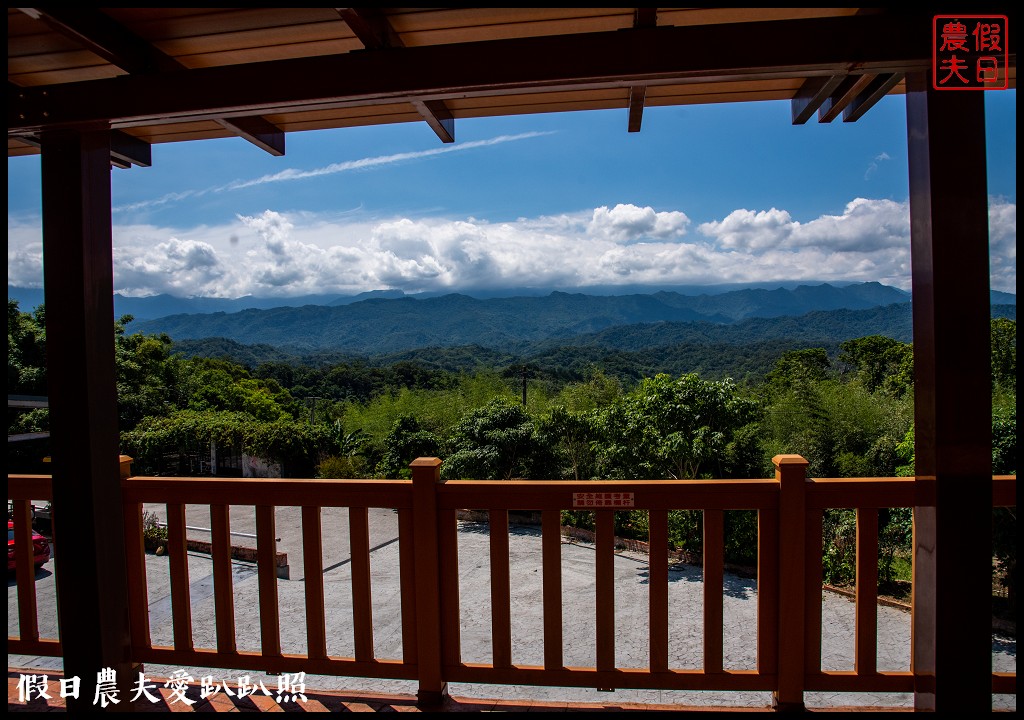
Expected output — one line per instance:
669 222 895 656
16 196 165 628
302 505 326 660
350 506 375 661
13 498 39 644
704 508 724 673
123 498 150 650
856 507 878 676
397 507 418 664
757 507 779 675
489 509 512 669
804 508 824 675
256 505 281 658
210 504 236 654
167 502 193 651
595 509 615 673
542 509 563 670
439 506 461 667
648 508 669 673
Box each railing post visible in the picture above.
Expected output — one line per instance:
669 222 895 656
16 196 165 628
773 454 809 712
410 457 448 707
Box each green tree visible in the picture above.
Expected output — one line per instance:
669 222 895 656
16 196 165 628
376 415 440 478
839 335 913 395
442 397 549 480
990 317 1016 391
538 405 598 480
595 373 758 480
114 315 180 431
765 347 831 392
7 299 48 398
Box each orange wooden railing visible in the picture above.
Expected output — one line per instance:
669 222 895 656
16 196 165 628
7 456 1017 707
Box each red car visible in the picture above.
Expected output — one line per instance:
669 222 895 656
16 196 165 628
7 520 51 571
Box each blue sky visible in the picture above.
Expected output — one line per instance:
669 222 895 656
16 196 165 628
7 90 1016 298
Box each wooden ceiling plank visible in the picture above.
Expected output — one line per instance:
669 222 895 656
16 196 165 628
791 74 845 125
817 73 877 123
843 72 905 123
8 14 935 136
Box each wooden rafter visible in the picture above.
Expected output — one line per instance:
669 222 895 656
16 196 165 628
627 84 647 133
15 7 284 156
336 7 404 49
843 72 904 122
817 73 876 123
625 8 658 133
791 75 845 124
337 7 455 143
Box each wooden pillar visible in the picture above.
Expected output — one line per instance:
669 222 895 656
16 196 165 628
905 73 993 712
773 454 808 711
40 128 132 711
410 457 448 707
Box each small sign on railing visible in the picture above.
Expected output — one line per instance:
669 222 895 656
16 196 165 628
572 492 634 508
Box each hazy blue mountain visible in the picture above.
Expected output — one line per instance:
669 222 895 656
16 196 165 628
9 281 1013 322
170 303 1015 383
135 283 923 353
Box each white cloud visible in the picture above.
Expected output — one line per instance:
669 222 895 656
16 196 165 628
588 203 690 242
698 208 793 250
7 199 1017 296
865 151 892 180
989 198 1016 292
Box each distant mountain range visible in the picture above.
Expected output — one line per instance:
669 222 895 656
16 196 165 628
170 302 1016 381
8 282 1015 361
8 282 1015 322
106 281 1015 355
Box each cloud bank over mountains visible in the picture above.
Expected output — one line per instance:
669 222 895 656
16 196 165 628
7 198 1016 298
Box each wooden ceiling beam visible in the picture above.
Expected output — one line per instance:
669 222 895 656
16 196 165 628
9 116 150 168
843 72 905 123
627 85 647 133
626 8 657 133
791 75 845 124
337 7 455 143
410 99 454 144
16 7 285 155
110 129 151 167
817 73 877 123
8 14 939 136
335 7 404 50
16 7 179 74
214 116 285 156
634 8 658 29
